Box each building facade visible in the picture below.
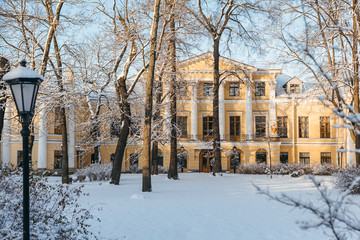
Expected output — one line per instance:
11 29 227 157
0 52 353 172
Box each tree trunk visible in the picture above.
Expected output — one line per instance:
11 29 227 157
168 13 178 180
61 106 70 184
352 0 360 166
151 141 159 175
142 0 161 192
212 38 222 174
0 57 10 142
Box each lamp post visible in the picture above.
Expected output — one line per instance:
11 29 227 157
3 59 43 240
338 146 344 168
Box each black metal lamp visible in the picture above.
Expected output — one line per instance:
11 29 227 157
3 59 43 240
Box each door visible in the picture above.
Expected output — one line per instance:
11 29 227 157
200 150 213 173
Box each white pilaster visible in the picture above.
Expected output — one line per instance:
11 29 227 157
1 108 10 168
37 109 47 169
68 106 75 168
191 83 198 140
347 129 355 166
245 84 253 140
269 81 277 137
164 81 171 138
219 82 225 140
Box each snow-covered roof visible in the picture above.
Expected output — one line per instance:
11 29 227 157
3 63 44 82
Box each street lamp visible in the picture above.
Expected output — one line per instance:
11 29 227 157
3 59 43 240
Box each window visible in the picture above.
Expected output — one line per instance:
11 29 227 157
229 82 240 96
110 119 120 138
320 116 330 138
321 152 331 164
203 116 213 138
299 116 309 138
157 151 163 166
129 153 139 171
256 151 267 164
299 152 310 164
255 82 265 96
54 107 62 134
277 116 288 138
17 150 23 167
203 83 213 96
177 116 188 138
255 116 266 138
230 116 240 140
54 150 62 169
280 152 288 164
290 84 300 94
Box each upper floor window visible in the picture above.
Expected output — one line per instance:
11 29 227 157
277 116 288 138
177 116 188 138
230 116 240 140
54 107 62 134
290 84 301 94
229 83 240 96
299 116 309 138
203 83 213 96
320 116 330 138
203 116 213 138
321 152 331 164
255 116 266 138
255 82 265 96
299 152 310 164
110 119 121 138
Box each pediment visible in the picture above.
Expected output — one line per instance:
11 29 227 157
178 52 257 72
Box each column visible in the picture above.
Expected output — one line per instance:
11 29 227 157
37 108 47 169
269 81 277 137
1 108 10 168
68 105 75 168
219 82 225 140
347 129 355 166
191 83 198 140
164 81 171 139
245 84 253 140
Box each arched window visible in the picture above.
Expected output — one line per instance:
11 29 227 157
177 148 188 172
256 149 267 164
230 148 242 173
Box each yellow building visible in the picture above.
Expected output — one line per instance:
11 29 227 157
0 52 352 172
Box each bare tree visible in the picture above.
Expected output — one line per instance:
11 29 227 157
142 0 162 192
268 0 360 165
181 0 262 174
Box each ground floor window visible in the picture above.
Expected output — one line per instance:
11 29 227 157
321 152 331 164
54 150 62 169
299 152 310 164
256 151 267 164
129 153 139 171
158 151 164 166
280 152 288 164
230 150 241 173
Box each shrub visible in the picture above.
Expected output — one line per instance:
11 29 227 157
238 163 267 174
313 163 340 176
0 170 98 239
75 163 112 182
333 166 360 194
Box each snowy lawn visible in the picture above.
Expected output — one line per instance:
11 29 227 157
69 173 344 240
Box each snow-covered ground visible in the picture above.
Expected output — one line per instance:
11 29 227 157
74 173 339 240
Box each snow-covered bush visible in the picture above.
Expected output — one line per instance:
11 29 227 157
75 163 112 182
238 163 268 174
313 163 340 176
238 163 315 176
333 166 360 194
0 170 98 239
